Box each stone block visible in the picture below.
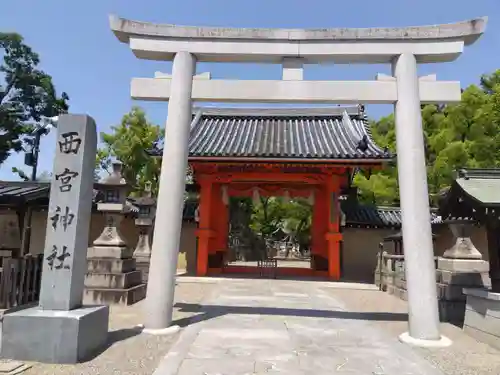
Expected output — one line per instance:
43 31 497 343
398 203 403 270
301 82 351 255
1 305 109 364
464 289 500 319
84 270 142 289
438 300 465 324
87 258 136 273
464 309 500 338
135 261 150 284
87 246 133 259
436 269 489 287
436 283 467 301
463 288 500 349
83 284 146 306
437 258 489 273
464 325 500 351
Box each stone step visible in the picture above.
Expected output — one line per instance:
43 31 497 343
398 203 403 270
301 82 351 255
84 270 142 289
87 258 136 273
83 284 146 306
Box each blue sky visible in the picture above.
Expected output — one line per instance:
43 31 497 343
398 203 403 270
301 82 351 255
1 0 498 180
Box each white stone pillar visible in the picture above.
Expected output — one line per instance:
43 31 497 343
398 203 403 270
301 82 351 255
392 54 448 346
144 51 195 331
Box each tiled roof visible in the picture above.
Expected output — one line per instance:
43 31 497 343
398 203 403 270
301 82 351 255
439 168 500 220
341 202 444 228
150 106 392 161
0 182 50 205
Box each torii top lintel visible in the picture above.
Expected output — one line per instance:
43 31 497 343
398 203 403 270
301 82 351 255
109 15 487 64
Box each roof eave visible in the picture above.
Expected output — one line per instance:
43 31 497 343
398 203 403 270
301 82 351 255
187 156 393 164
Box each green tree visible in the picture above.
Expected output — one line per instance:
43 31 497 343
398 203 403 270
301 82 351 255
355 69 500 206
0 33 68 167
249 197 312 250
96 107 163 196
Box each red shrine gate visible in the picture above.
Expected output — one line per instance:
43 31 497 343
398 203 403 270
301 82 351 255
150 106 392 279
193 162 362 279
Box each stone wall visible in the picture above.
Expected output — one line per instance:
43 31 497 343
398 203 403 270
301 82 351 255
342 228 395 282
375 253 490 325
347 223 489 286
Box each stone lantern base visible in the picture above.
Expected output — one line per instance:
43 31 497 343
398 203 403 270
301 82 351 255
435 257 490 325
134 256 151 284
83 211 146 306
84 246 146 305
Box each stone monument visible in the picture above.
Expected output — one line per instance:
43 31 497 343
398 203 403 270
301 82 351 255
84 162 146 305
1 114 109 364
132 182 156 283
436 220 489 324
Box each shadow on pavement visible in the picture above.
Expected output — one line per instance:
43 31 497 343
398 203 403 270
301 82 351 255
172 303 408 328
81 326 144 362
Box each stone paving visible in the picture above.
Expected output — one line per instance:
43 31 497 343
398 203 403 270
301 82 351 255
154 279 445 375
328 286 500 375
18 281 218 375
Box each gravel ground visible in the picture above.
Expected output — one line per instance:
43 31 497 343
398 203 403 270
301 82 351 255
323 287 500 375
21 281 219 375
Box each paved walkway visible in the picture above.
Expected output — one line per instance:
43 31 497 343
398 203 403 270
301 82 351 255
154 279 444 375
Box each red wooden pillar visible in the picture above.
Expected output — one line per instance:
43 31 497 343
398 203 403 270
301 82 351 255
218 187 229 253
311 186 328 268
211 184 229 252
325 175 342 280
196 178 215 276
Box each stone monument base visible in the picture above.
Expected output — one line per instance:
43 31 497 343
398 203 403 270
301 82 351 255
1 305 109 364
463 288 500 350
436 257 489 325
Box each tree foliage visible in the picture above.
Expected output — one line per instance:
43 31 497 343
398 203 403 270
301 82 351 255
250 197 312 249
355 69 500 205
0 32 68 166
96 107 163 196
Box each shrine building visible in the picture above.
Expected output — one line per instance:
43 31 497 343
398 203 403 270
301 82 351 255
150 105 394 279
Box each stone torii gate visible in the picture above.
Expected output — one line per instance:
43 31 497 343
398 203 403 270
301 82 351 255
110 15 487 346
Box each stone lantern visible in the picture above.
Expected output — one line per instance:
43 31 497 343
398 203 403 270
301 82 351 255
435 218 489 324
132 182 157 283
91 161 131 251
442 219 482 260
84 161 146 305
